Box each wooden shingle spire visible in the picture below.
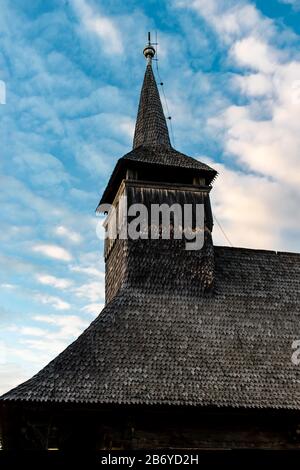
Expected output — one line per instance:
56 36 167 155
133 35 171 149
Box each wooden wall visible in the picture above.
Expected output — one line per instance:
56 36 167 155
1 403 300 451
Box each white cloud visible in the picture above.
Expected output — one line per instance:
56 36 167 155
81 302 104 316
7 346 54 365
32 243 72 261
72 0 123 55
74 280 105 303
230 36 279 73
233 73 272 97
36 273 73 289
207 160 282 249
34 293 71 310
54 225 82 244
176 0 273 43
0 313 91 394
176 0 300 252
33 314 89 339
70 264 104 278
0 363 31 395
10 326 47 337
210 60 300 188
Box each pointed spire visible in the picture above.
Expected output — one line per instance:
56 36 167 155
133 34 171 149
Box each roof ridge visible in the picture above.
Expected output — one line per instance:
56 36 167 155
215 245 300 257
214 246 277 254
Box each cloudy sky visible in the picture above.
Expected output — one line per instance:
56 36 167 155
1 0 300 394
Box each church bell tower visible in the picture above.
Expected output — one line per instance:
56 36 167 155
97 35 217 303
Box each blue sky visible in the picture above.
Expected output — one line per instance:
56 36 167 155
1 0 300 393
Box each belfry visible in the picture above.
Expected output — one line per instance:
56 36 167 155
1 36 300 452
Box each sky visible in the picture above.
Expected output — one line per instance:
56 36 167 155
1 0 300 394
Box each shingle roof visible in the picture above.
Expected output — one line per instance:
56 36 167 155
133 63 171 148
122 145 216 173
99 148 217 206
130 62 215 175
2 242 300 409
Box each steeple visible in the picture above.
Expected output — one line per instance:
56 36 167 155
133 34 171 149
98 35 217 207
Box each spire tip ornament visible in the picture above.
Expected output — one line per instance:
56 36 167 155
143 32 155 64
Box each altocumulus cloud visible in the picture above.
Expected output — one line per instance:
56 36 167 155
34 293 71 311
35 274 73 290
72 0 123 55
0 314 90 393
54 225 83 244
174 0 300 251
32 244 73 262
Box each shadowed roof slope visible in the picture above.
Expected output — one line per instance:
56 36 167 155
2 244 300 409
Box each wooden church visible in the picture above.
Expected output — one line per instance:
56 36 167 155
1 38 300 452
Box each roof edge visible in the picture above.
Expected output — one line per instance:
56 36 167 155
214 245 300 257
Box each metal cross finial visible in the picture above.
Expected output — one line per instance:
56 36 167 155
143 31 155 64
